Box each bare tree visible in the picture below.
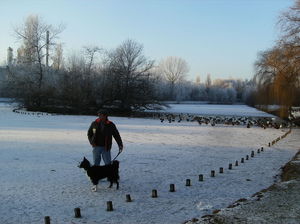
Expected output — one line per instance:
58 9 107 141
99 39 166 114
82 45 102 106
83 45 102 74
55 51 81 108
158 56 189 100
277 0 300 47
158 56 189 84
8 14 66 107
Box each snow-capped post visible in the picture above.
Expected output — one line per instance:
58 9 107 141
107 201 113 211
152 189 158 198
74 207 81 218
126 194 132 202
186 179 191 186
228 163 232 169
219 167 223 173
170 184 175 192
241 158 244 163
261 147 264 151
44 216 50 224
210 170 215 177
199 174 203 181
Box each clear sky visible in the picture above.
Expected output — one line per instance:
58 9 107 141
0 0 295 82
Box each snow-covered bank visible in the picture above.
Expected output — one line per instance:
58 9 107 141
0 101 299 224
185 150 300 224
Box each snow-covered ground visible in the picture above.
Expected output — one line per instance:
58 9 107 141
0 100 299 224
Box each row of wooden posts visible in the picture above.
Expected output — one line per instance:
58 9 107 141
269 128 291 146
44 128 292 223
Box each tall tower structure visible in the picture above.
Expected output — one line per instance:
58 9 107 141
46 31 49 67
7 47 13 66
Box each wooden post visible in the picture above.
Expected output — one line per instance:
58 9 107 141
261 147 264 152
219 167 223 173
228 163 232 170
251 151 254 157
170 184 175 192
257 148 260 153
152 189 158 198
210 170 215 177
44 216 50 224
74 207 81 218
241 158 244 163
235 161 238 166
126 194 132 202
268 142 271 147
246 155 249 160
186 179 191 186
107 201 113 211
199 174 203 181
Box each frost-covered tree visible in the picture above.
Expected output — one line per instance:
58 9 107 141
189 81 206 101
226 87 237 104
235 78 246 102
209 86 228 104
51 43 64 71
158 56 189 100
7 14 66 107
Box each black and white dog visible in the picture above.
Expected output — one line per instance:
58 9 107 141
78 157 119 192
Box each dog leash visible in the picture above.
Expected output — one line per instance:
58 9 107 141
111 151 122 163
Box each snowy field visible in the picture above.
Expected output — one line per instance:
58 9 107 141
0 100 299 224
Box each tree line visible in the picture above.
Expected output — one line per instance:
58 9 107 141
0 14 256 115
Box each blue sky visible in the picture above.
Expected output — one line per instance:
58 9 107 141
0 0 295 81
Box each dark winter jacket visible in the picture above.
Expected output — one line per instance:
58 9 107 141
87 118 123 151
